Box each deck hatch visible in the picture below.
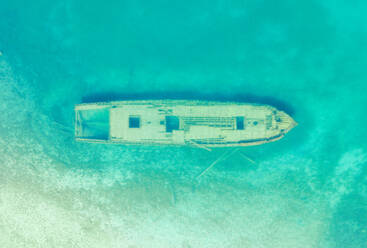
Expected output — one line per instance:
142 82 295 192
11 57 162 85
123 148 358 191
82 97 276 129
236 116 245 130
129 116 140 128
166 116 179 132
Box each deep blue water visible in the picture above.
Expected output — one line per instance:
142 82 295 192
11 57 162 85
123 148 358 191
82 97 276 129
0 1 366 247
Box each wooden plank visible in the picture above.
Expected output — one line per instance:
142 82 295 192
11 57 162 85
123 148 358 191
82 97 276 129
196 148 239 179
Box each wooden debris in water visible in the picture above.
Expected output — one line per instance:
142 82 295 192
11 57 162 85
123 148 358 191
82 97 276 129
196 148 239 179
188 140 212 151
238 152 257 165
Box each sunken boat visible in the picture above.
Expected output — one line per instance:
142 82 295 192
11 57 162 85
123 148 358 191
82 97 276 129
75 100 297 147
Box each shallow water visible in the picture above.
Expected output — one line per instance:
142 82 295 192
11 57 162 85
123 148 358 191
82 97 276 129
1 1 367 247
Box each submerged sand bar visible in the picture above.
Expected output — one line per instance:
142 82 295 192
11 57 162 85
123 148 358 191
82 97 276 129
75 100 297 147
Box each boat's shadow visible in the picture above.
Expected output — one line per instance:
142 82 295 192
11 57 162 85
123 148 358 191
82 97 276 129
81 91 295 116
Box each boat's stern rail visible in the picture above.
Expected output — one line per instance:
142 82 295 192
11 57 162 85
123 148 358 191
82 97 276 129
75 110 83 137
75 102 112 110
75 137 110 144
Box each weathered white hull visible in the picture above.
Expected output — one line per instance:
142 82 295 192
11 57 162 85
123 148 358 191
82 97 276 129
75 100 296 147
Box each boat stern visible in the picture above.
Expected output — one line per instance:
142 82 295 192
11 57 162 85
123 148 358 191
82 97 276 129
74 104 111 142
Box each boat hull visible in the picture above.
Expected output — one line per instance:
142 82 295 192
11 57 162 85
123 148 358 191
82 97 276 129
74 100 296 147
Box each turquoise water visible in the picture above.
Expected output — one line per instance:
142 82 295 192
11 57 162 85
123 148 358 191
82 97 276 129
1 1 367 247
